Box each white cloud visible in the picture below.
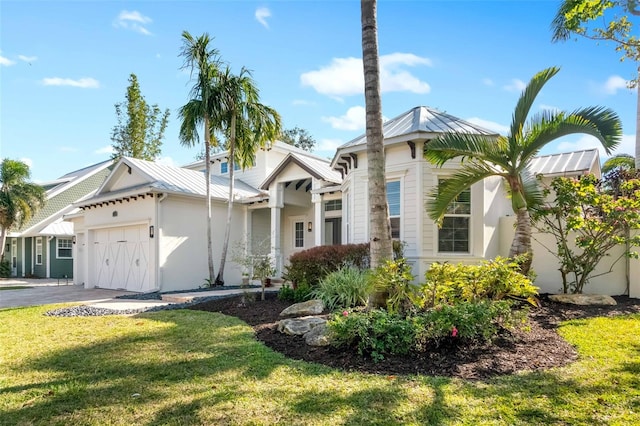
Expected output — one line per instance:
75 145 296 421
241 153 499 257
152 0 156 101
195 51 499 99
482 78 494 86
0 51 16 66
556 133 636 158
317 138 344 152
95 145 115 155
41 77 100 88
114 10 152 35
255 7 271 29
301 53 431 98
466 117 509 135
20 157 33 168
602 75 631 95
18 55 37 63
156 156 176 167
503 78 526 93
539 104 560 113
322 106 366 131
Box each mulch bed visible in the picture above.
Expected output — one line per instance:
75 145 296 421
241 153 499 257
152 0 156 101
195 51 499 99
189 294 640 380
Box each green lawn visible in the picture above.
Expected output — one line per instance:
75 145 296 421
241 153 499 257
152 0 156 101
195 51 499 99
1 304 639 425
0 286 32 290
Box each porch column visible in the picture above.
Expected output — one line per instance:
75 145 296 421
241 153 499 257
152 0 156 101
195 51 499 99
269 183 284 276
312 185 324 247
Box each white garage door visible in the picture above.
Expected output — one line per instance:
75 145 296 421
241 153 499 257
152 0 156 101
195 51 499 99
93 225 152 292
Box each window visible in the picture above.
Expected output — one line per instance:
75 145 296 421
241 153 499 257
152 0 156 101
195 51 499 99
220 161 240 174
325 199 342 212
294 222 304 248
386 180 401 239
57 238 73 259
438 182 471 253
35 237 43 265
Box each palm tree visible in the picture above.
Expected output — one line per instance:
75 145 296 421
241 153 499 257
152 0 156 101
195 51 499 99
0 159 45 261
214 66 281 286
602 153 635 174
361 0 392 308
424 66 622 274
178 31 221 283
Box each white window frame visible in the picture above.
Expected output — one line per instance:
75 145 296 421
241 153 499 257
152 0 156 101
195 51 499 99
57 238 73 259
220 161 240 174
436 179 471 254
386 179 402 240
35 237 43 265
293 221 305 248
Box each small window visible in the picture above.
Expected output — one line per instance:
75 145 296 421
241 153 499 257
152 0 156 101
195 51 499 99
325 200 342 212
438 182 471 253
386 180 401 239
294 222 304 248
57 238 73 259
220 161 240 174
35 237 43 265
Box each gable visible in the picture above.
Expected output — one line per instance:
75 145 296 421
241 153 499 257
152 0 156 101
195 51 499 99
98 162 153 194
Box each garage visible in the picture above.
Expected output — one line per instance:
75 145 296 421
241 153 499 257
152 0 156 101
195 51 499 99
93 224 152 292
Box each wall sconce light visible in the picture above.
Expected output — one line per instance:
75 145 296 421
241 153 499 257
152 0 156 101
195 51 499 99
72 236 76 244
149 225 155 238
307 221 313 232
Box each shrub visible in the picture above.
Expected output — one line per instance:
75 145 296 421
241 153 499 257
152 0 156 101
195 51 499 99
0 260 10 278
278 281 314 303
417 257 539 308
370 258 416 315
284 241 404 287
311 266 371 310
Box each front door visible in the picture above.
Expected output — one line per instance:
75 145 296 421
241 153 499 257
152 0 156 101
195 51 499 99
324 218 342 245
10 239 18 276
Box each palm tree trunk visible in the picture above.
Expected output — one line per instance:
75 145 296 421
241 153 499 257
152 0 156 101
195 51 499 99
216 114 237 286
509 207 533 275
204 117 215 283
0 227 7 262
362 0 392 308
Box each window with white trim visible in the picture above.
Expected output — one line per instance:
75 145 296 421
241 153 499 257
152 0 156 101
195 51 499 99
324 199 342 212
35 237 43 265
386 180 401 239
294 221 304 248
438 181 471 253
57 238 73 259
220 161 240 174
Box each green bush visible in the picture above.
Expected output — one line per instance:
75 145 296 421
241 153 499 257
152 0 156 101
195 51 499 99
311 266 371 310
370 259 416 315
277 281 314 303
417 257 539 308
0 260 10 278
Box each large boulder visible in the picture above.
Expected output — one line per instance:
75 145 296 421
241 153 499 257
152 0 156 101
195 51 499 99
277 316 327 336
279 299 325 317
548 294 617 306
304 323 332 347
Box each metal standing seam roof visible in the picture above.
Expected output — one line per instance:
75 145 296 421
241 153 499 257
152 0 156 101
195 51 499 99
123 157 265 200
339 106 498 150
527 149 599 176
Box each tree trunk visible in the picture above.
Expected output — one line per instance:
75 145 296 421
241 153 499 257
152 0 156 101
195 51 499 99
509 207 533 275
0 227 7 262
216 114 237 286
204 116 215 283
362 0 392 308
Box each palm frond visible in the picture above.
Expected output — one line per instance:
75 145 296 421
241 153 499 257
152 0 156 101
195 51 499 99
510 67 560 141
426 162 502 223
423 132 509 169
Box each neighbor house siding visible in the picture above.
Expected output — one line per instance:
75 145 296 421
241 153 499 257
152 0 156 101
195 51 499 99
50 237 73 278
24 238 32 276
33 238 46 277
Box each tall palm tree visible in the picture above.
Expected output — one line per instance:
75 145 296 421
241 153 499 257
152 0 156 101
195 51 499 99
424 67 622 274
178 31 221 283
361 0 392 308
214 66 281 286
0 159 45 261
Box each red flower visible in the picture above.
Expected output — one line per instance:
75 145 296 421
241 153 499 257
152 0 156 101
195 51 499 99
451 326 458 337
342 310 349 317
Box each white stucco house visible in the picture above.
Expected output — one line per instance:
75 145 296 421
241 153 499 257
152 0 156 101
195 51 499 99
67 106 638 297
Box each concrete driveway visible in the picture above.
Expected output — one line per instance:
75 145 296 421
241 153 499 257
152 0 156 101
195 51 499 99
0 278 133 309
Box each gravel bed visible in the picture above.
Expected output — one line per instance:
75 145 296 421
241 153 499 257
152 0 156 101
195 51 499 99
114 285 261 300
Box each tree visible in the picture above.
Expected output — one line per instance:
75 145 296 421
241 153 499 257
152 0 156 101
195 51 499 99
361 0 393 308
178 31 221 283
602 153 635 174
280 127 316 151
110 73 170 161
214 66 281 286
0 159 45 261
551 1 639 167
532 174 640 294
424 67 622 275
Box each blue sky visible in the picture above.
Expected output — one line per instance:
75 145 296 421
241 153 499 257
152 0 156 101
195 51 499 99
1 0 637 182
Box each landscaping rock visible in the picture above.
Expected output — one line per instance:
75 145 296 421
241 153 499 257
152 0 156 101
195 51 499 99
277 316 327 336
304 323 331 347
279 299 325 317
548 294 617 306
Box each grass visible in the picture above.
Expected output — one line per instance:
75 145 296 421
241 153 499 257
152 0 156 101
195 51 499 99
1 305 639 425
0 286 32 290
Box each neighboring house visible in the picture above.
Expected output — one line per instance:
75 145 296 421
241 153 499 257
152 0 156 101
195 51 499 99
5 161 111 279
67 106 637 297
